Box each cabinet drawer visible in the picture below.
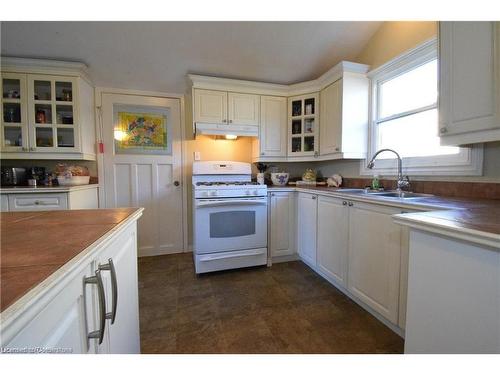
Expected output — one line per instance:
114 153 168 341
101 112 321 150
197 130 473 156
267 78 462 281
8 193 68 211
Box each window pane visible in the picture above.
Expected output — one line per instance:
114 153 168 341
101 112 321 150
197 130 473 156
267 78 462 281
377 109 459 158
379 59 437 118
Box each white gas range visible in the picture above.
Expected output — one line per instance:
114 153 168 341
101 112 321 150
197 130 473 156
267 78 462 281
192 161 268 274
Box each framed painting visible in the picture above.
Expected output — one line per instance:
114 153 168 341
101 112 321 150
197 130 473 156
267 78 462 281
113 104 171 155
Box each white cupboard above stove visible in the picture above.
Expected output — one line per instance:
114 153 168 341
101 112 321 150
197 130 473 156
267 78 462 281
189 61 369 162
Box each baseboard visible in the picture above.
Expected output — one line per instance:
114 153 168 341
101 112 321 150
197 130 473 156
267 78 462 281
271 253 300 264
138 246 185 257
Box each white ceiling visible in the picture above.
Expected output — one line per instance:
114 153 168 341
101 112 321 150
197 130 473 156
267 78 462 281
1 22 381 93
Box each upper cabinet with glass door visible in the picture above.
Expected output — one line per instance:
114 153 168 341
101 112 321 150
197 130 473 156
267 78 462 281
1 73 28 152
288 93 319 158
0 58 96 160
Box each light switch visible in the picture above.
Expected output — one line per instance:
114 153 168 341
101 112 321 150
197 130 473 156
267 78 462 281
194 151 201 161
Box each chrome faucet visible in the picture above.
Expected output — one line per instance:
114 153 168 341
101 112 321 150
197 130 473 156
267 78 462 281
367 148 410 192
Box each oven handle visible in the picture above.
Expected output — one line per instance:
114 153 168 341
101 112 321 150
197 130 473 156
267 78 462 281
195 199 267 208
199 249 266 261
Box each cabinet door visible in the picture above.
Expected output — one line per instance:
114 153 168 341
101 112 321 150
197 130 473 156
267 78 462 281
320 79 342 156
95 223 140 354
347 202 402 324
194 89 227 124
317 196 348 287
297 192 317 266
439 22 500 141
5 263 97 354
269 191 295 257
288 93 319 157
228 92 260 126
27 74 80 153
1 72 29 152
260 96 287 157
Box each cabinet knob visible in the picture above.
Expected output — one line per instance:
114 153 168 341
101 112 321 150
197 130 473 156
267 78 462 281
335 147 340 152
222 119 227 123
342 201 347 205
440 127 447 134
229 119 233 123
261 152 265 156
271 193 275 196
348 202 354 207
312 196 317 200
30 147 35 151
173 181 180 187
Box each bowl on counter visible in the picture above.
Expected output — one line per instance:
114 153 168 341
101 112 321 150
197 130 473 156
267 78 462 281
57 176 90 186
270 172 289 186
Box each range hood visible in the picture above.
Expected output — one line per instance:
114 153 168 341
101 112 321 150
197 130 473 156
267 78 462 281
195 122 258 137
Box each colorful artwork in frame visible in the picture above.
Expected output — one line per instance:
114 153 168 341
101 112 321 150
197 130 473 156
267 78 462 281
114 111 168 154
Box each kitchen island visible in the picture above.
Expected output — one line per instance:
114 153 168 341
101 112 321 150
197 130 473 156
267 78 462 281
0 207 143 354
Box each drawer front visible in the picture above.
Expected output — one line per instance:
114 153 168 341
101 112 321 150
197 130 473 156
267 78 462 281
8 193 68 211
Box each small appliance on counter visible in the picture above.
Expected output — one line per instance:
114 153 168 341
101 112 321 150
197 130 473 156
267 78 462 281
1 167 27 186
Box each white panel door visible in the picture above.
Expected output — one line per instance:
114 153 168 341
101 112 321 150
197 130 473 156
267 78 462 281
96 223 140 353
297 192 317 267
194 89 227 124
347 202 402 324
319 79 342 156
317 195 348 287
269 191 295 257
228 92 260 126
101 93 184 256
439 22 500 136
260 96 287 157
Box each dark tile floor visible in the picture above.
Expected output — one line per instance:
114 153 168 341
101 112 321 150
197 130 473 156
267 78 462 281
138 253 404 354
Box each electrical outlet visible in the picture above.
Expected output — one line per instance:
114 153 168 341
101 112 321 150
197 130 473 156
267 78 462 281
194 151 201 161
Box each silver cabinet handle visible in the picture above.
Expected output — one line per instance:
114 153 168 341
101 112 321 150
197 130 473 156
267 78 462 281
342 201 347 206
348 202 354 207
83 269 106 345
99 258 118 324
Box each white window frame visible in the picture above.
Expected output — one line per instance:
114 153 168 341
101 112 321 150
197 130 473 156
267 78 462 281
360 38 483 177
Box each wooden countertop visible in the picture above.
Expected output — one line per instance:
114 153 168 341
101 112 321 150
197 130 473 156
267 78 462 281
0 208 142 312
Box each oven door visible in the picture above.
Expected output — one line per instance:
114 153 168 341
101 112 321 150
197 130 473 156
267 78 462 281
194 196 268 254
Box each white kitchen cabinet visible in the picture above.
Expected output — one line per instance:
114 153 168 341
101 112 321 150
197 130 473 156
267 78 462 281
269 191 296 258
2 186 99 211
317 195 349 287
193 88 259 127
1 58 96 160
228 92 260 126
5 263 97 354
1 218 141 354
297 192 318 267
193 89 227 124
439 21 500 145
347 201 402 324
319 72 368 158
95 224 140 354
258 96 287 158
288 93 319 158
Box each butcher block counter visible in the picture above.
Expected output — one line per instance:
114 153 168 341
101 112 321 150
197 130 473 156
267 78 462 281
0 207 144 354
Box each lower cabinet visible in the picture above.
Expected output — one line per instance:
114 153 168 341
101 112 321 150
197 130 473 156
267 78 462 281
317 196 349 288
269 191 296 258
2 221 140 354
297 192 318 267
347 201 403 325
1 187 98 211
293 192 412 331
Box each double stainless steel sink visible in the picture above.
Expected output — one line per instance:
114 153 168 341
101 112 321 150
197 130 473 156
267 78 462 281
335 188 433 200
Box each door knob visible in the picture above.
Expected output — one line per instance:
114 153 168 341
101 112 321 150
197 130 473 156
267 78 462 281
173 181 180 186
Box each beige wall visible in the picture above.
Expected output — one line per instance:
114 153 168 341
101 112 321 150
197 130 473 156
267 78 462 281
356 21 438 69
